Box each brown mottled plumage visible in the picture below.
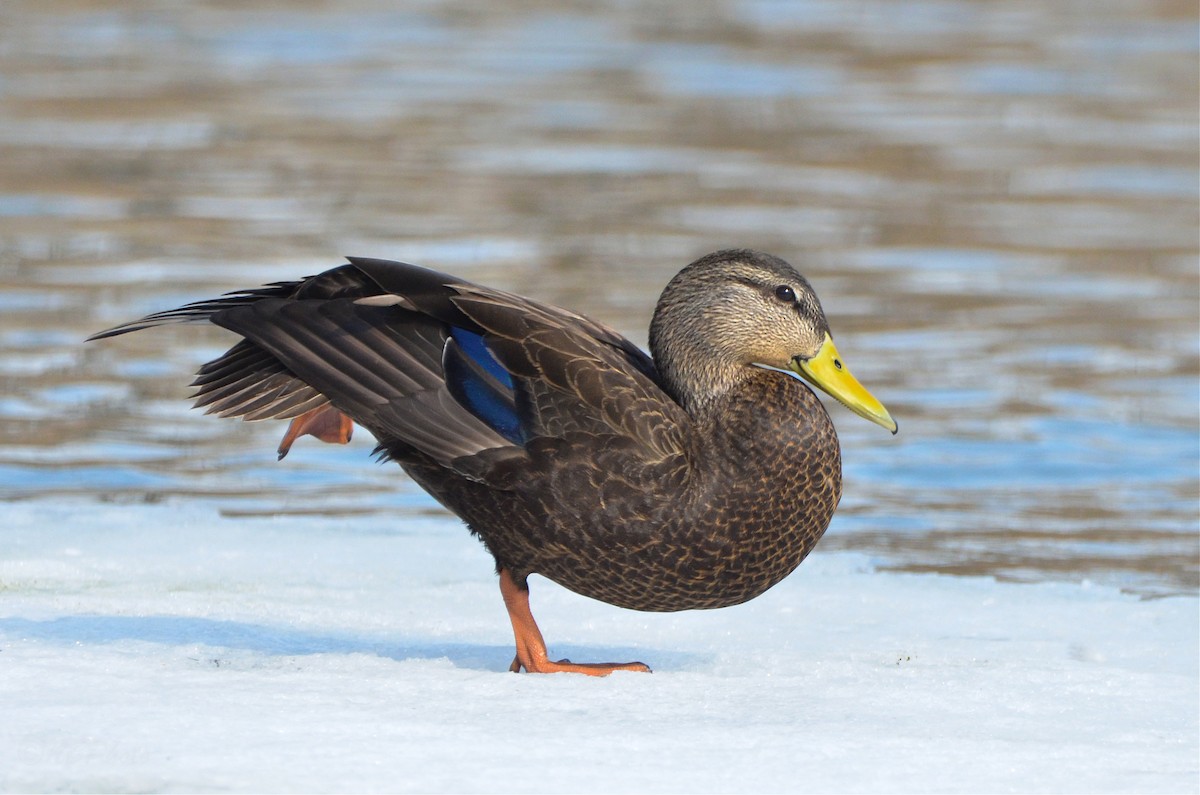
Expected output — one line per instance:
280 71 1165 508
89 249 894 675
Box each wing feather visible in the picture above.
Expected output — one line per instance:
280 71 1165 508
89 257 686 483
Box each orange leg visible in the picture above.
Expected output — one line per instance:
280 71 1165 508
498 568 651 676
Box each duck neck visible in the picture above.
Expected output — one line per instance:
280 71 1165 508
649 307 752 418
652 345 751 419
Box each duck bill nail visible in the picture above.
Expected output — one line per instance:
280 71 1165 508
789 333 898 434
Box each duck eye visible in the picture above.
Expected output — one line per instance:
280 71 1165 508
774 285 796 303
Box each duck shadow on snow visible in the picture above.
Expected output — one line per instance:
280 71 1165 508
0 614 701 673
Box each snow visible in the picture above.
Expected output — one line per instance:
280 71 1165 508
1 500 1195 794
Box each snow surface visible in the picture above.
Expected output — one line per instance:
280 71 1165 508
1 500 1195 794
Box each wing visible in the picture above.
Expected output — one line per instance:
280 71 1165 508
89 257 689 485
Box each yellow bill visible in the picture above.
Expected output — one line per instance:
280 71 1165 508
790 333 897 434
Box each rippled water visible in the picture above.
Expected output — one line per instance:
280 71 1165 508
1 0 1196 596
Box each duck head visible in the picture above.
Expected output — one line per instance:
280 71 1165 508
648 249 897 433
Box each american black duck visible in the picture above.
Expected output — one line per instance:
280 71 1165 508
90 249 896 675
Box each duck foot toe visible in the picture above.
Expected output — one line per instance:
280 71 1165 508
510 656 651 676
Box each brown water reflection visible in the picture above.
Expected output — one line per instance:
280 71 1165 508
1 0 1196 596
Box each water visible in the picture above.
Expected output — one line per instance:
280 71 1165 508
1 0 1196 597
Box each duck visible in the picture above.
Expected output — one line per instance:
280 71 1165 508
90 249 896 675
